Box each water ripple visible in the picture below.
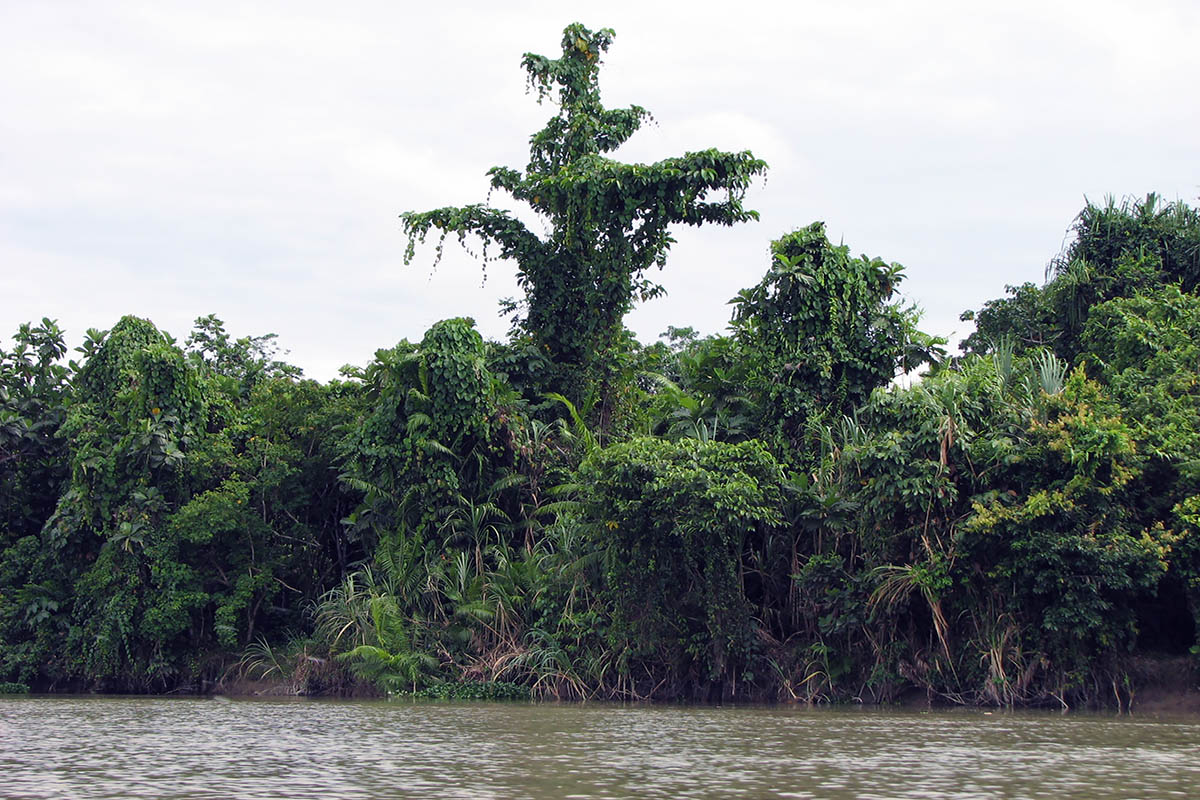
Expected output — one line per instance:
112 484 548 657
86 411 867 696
1 697 1198 798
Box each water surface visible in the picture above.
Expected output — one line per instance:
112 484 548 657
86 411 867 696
2 696 1197 798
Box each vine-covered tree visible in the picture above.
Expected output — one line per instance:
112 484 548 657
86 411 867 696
730 223 943 455
402 23 767 400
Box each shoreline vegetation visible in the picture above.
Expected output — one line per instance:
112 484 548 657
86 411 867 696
3 24 1199 711
211 653 1200 714
5 659 1200 717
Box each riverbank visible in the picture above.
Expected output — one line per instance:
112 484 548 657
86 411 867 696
1125 656 1200 714
207 656 1200 714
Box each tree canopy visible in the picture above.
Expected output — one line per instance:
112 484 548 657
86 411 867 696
402 23 767 400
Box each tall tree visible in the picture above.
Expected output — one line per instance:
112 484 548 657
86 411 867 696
730 223 941 456
402 23 767 402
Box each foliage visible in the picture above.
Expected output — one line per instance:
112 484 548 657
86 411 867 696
185 314 303 396
961 194 1200 359
237 635 348 696
1080 287 1200 652
339 318 514 549
402 23 766 403
731 223 943 457
645 331 757 443
1 25 1196 709
0 319 73 546
962 370 1167 678
580 436 784 693
1056 193 1200 293
959 282 1055 356
0 315 356 690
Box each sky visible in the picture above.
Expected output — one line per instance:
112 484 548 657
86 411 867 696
3 0 1198 380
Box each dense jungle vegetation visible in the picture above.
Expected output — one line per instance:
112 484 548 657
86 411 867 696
3 24 1199 707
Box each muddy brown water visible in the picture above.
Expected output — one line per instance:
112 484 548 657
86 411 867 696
2 696 1198 798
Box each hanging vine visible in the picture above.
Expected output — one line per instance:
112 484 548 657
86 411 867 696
402 23 767 398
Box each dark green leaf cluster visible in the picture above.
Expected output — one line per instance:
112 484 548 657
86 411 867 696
581 437 784 687
731 223 944 457
1 319 73 546
402 23 766 402
0 315 361 690
961 194 1200 358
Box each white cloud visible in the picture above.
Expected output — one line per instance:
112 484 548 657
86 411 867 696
2 0 1197 376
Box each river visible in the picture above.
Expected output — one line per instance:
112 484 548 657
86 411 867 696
1 696 1197 798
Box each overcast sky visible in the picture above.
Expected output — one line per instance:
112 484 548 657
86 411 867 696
3 0 1197 380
